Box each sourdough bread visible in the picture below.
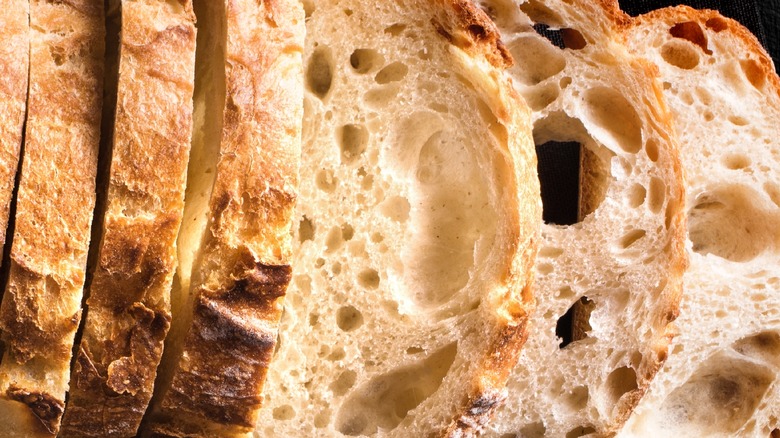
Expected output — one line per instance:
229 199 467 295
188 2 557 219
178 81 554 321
476 0 687 436
0 0 28 268
256 0 540 436
0 0 105 435
59 1 197 436
144 0 305 436
620 8 780 437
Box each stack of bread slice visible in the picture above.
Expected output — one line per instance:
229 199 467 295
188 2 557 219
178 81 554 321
0 0 776 437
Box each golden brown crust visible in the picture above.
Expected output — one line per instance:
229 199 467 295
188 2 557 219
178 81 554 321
146 0 305 435
630 6 780 99
58 1 197 436
432 0 513 68
0 0 28 268
0 0 104 435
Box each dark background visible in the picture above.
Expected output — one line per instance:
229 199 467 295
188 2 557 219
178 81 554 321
619 0 780 67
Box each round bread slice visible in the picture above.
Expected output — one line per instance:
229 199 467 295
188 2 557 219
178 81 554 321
256 0 540 436
620 8 780 437
474 0 687 436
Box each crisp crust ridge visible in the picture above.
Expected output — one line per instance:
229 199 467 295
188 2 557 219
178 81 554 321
58 1 197 436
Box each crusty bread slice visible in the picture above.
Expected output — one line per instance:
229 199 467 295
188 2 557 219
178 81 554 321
58 1 197 436
0 0 105 436
255 1 540 436
619 8 780 437
475 0 688 436
0 0 28 268
142 0 305 436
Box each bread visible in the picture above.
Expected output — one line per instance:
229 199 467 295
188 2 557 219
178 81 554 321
143 0 305 435
0 0 28 268
619 7 780 437
0 0 105 436
255 0 540 436
473 0 687 436
58 1 197 436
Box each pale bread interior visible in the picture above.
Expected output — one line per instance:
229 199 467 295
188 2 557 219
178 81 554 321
257 0 531 436
621 11 780 437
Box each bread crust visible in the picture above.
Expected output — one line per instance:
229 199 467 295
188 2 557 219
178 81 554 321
0 0 28 269
57 1 197 436
0 0 105 435
145 0 305 435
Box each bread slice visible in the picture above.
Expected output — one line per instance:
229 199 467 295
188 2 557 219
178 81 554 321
0 0 28 268
142 0 306 436
474 0 688 436
255 1 540 436
0 1 105 436
619 8 780 437
58 1 197 436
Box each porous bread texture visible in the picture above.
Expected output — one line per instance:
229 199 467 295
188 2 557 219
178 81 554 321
258 1 540 436
0 0 104 436
476 0 687 436
620 8 780 437
59 1 197 436
144 0 305 436
0 0 27 268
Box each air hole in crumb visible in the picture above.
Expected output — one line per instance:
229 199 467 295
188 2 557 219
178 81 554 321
740 58 766 90
764 182 780 208
688 185 779 262
648 177 666 213
325 226 344 253
606 366 639 405
566 426 596 438
732 331 780 368
536 141 581 225
332 262 342 275
561 28 586 49
316 169 337 192
272 405 296 420
628 183 647 208
705 17 728 32
343 8 353 16
661 40 700 69
619 229 647 249
507 35 566 85
350 48 383 74
728 115 749 126
302 0 314 18
669 21 712 54
582 87 643 154
772 429 780 438
336 306 364 332
375 62 408 84
309 313 319 326
384 23 407 35
645 139 660 162
341 224 354 241
306 46 333 99
50 46 66 66
335 343 457 435
556 297 594 348
406 346 424 354
299 216 315 242
380 196 411 222
371 232 384 243
722 153 751 170
331 370 358 395
358 269 380 289
339 124 369 165
518 422 546 438
564 386 589 410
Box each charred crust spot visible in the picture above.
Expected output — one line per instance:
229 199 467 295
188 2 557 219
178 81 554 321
468 24 487 40
7 385 64 434
670 21 712 55
224 261 292 304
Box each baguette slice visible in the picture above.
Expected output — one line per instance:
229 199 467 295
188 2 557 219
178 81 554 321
0 0 105 436
59 1 197 436
620 8 780 437
143 0 305 436
0 0 28 268
476 0 688 436
256 1 540 436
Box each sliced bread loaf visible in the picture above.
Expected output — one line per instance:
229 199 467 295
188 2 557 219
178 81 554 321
0 0 105 435
0 0 28 268
620 7 780 437
59 1 197 436
256 0 540 436
476 0 688 436
143 0 305 436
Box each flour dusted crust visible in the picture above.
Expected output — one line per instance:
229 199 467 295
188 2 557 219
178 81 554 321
0 0 104 435
620 8 780 437
477 0 687 436
256 0 540 436
0 0 28 268
144 0 305 436
57 1 197 436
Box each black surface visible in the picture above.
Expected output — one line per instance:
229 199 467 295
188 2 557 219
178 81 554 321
536 142 581 226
